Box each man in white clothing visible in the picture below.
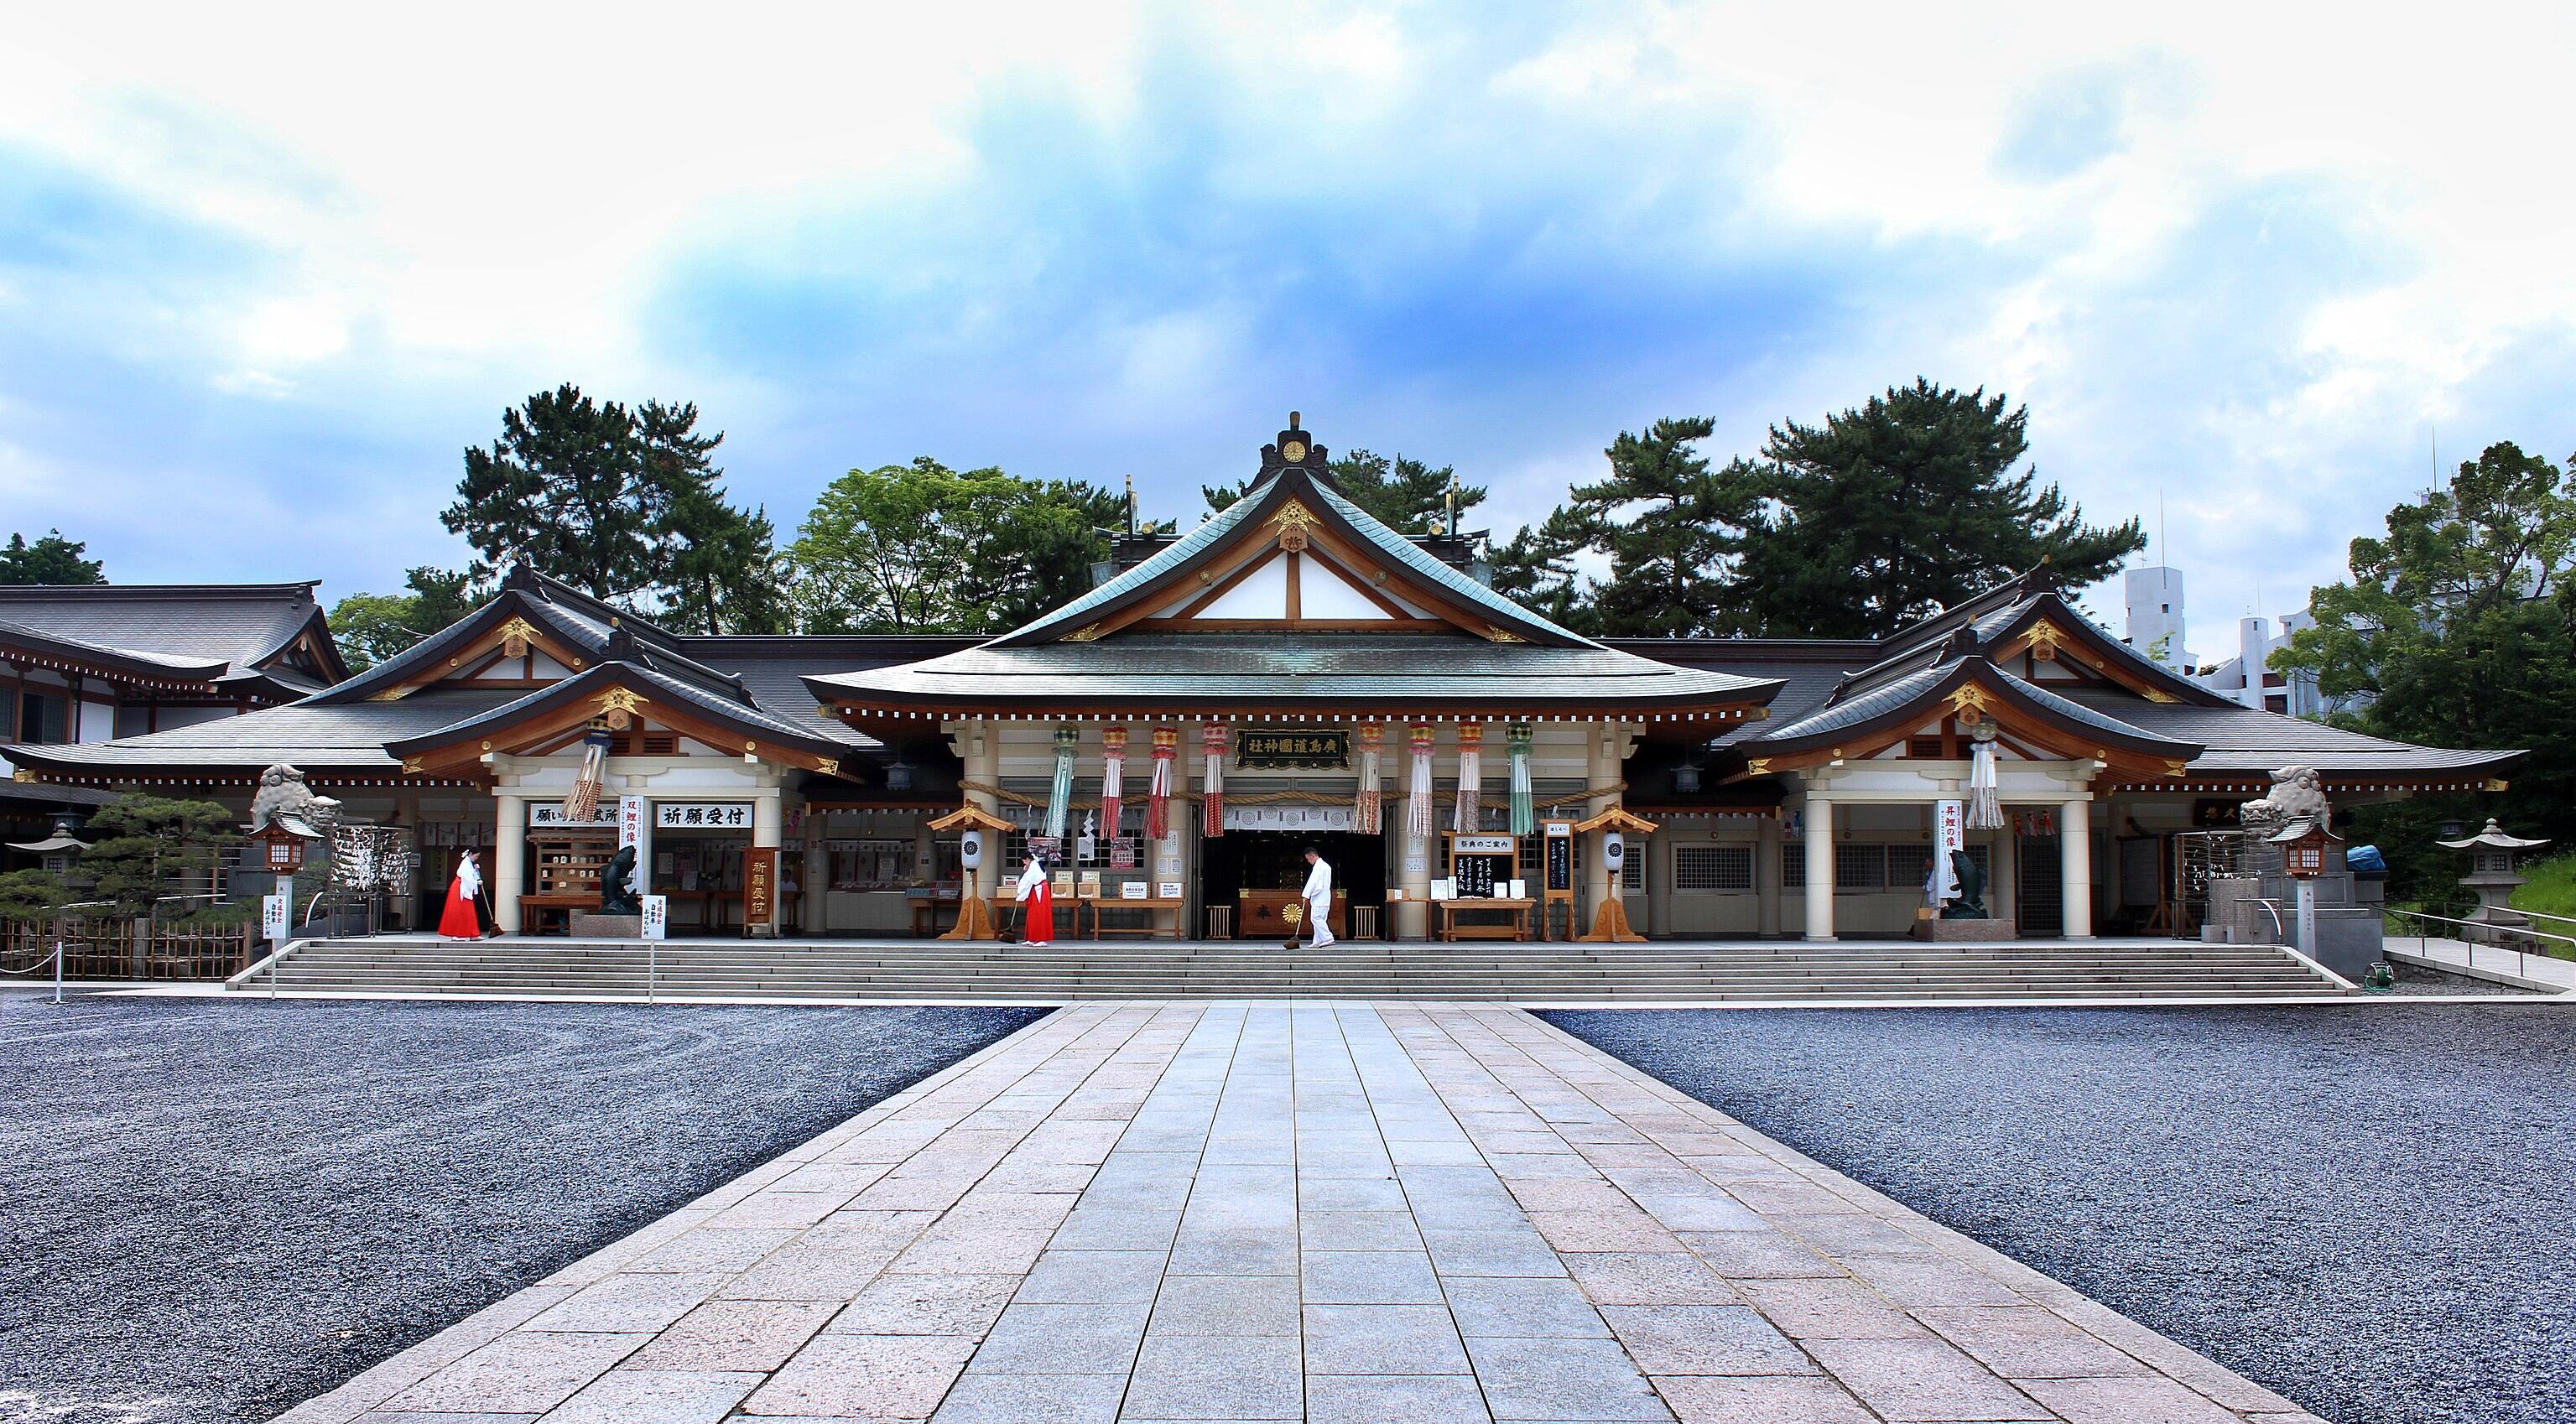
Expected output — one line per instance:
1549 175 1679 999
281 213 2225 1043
1287 845 1335 948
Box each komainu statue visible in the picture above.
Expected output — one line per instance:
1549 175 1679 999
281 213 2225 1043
2239 766 2329 836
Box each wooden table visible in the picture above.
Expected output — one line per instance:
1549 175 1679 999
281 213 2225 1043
1083 897 1186 940
518 892 600 936
1434 897 1534 941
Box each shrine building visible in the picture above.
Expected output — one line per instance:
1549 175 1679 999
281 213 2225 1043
7 417 2520 943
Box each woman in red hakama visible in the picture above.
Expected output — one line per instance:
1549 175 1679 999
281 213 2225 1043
1012 853 1054 945
437 849 497 938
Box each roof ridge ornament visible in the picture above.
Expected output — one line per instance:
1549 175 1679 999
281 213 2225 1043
1257 411 1329 478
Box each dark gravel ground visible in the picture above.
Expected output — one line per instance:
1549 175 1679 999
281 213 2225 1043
1544 1003 2576 1424
0 992 1045 1424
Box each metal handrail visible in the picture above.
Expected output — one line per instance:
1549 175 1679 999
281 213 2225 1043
2384 907 2574 985
2511 906 2576 928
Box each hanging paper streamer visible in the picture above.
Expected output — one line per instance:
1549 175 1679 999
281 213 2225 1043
1147 727 1178 841
1200 723 1230 838
1967 728 2004 830
1406 723 1436 839
1454 724 1485 832
1099 727 1127 841
1506 724 1534 835
1354 723 1386 835
1046 726 1078 840
560 723 611 823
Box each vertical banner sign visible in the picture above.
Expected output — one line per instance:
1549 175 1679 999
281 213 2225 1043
640 894 669 940
1936 799 1966 859
742 847 779 932
618 795 644 850
263 874 294 944
1543 819 1574 893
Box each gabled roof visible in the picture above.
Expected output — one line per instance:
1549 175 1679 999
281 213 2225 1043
384 658 861 775
1742 655 2202 769
0 582 345 693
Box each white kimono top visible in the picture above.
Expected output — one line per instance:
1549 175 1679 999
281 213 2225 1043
455 851 482 898
1301 856 1333 911
1015 860 1048 901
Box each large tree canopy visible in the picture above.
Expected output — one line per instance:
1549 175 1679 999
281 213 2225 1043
441 386 783 630
1735 380 2145 637
330 567 479 671
786 459 1118 634
0 530 106 585
2274 440 2576 906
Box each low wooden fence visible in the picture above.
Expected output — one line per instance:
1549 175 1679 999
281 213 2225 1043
0 918 258 980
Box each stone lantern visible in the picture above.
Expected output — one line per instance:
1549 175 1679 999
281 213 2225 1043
2437 819 2551 933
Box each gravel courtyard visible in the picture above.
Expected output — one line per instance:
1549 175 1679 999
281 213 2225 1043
0 992 1044 1424
1544 1002 2576 1424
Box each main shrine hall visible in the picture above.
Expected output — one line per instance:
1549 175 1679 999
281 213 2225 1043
8 418 2517 943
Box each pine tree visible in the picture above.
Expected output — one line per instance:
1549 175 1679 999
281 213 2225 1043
640 401 788 635
1568 418 1761 637
1738 380 2144 637
444 385 654 600
0 530 106 585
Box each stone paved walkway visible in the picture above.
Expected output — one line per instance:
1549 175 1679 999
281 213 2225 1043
279 1003 2329 1423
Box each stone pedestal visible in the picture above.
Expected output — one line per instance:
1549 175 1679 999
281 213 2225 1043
1912 917 2015 942
570 913 643 939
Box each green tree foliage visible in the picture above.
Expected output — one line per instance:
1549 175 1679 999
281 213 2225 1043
79 795 238 919
1205 450 1486 533
0 530 106 585
1573 419 1763 637
641 401 788 635
0 868 70 922
1487 507 1600 633
329 567 480 670
787 460 1119 633
2274 440 2576 906
442 387 783 630
1736 381 2145 637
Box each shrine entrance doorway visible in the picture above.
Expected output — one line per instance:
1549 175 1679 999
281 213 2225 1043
1201 829 1384 941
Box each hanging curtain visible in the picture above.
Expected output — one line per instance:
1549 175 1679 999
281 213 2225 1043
559 722 611 823
1506 724 1534 836
1406 723 1436 839
1968 733 2004 830
1353 723 1386 835
1454 724 1485 831
1046 726 1078 840
1099 727 1127 842
1201 723 1230 838
1146 727 1178 841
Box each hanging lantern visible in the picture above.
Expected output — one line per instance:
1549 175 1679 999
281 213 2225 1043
1506 724 1534 836
1046 726 1078 840
1407 723 1436 839
1147 727 1178 841
1354 723 1386 835
1099 727 1128 839
1454 724 1485 831
1201 723 1230 838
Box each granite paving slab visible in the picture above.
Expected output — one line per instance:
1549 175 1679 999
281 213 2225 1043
279 1002 2330 1424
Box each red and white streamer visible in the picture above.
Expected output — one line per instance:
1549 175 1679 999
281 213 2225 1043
1406 723 1436 839
1354 723 1385 835
1201 723 1230 838
1100 726 1128 839
1454 724 1485 832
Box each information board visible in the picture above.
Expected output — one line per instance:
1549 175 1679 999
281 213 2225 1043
742 848 778 930
1444 832 1518 898
1542 820 1574 892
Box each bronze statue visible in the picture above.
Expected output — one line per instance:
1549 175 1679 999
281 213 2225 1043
600 845 642 915
1940 849 1988 919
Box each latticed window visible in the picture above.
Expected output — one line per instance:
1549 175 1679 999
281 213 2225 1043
1673 844 1754 892
1834 844 1884 891
1782 843 1803 889
1885 844 1933 891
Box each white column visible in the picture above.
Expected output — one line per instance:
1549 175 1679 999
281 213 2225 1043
1803 798 1835 941
1585 725 1618 924
492 793 526 933
1755 815 1782 938
964 721 1002 906
2059 798 2093 939
753 793 783 850
800 805 827 934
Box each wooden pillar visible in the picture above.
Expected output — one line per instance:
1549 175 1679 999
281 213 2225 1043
1756 814 1782 938
492 792 527 933
2059 797 2094 939
1803 798 1835 941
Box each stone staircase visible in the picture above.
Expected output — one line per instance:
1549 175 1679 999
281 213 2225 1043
233 936 2350 1002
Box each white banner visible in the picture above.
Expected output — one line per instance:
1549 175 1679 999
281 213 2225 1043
619 795 645 850
1936 799 1966 858
640 895 669 940
657 802 753 829
529 803 620 829
1220 804 1356 832
263 876 293 944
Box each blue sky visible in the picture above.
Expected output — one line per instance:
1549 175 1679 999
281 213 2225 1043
4 3 2571 661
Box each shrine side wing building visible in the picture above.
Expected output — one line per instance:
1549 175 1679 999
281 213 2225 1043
7 418 2520 940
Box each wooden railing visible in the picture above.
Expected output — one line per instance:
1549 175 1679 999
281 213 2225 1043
0 917 256 980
